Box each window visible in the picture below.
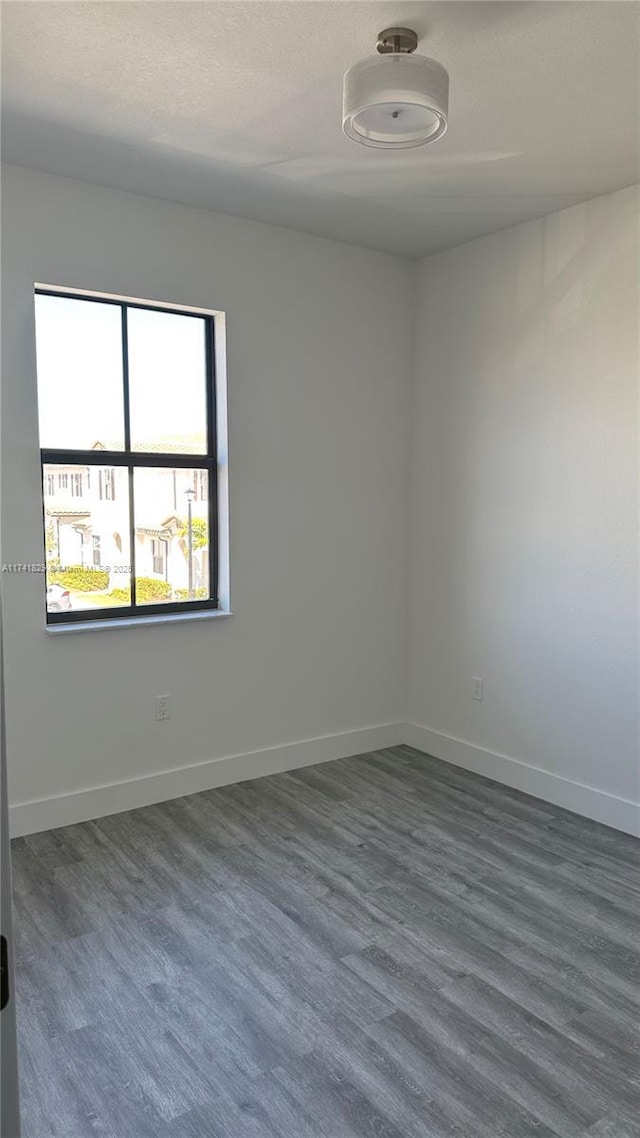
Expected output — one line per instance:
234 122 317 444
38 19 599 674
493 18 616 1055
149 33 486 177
151 538 166 577
35 289 220 624
99 469 115 501
194 469 207 501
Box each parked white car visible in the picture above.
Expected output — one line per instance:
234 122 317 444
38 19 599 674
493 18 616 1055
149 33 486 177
46 583 72 613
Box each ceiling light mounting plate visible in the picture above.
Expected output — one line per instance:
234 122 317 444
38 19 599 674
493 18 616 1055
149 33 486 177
376 27 419 55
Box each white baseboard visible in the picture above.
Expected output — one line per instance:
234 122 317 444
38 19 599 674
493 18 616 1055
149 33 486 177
11 719 638 839
10 722 403 838
404 722 640 837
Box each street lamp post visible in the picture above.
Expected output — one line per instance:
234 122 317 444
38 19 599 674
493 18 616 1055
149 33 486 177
185 488 195 599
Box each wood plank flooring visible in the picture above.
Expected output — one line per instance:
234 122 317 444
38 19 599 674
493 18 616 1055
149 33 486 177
11 745 640 1137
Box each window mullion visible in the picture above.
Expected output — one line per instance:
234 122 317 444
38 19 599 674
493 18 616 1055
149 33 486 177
121 304 131 452
121 306 137 608
127 465 137 611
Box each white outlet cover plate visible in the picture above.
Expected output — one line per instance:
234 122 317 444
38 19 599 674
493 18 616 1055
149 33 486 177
155 695 171 720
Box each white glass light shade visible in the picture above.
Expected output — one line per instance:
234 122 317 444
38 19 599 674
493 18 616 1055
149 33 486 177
342 54 449 148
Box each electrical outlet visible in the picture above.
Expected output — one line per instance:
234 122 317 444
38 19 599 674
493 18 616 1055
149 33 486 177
472 677 484 702
155 694 171 721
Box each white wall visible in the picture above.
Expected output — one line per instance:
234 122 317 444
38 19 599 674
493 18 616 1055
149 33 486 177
1 164 412 830
3 166 637 837
407 185 639 831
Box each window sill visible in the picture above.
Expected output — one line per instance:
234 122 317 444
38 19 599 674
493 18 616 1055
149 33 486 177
45 609 233 634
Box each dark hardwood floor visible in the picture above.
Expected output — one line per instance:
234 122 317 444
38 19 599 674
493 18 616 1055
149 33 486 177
11 745 640 1137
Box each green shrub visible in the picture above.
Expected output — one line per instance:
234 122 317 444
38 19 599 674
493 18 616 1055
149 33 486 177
174 587 208 601
50 566 109 592
135 577 172 602
108 578 172 604
108 587 131 604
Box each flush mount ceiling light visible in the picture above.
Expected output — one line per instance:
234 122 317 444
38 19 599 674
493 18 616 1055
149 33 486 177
342 27 449 149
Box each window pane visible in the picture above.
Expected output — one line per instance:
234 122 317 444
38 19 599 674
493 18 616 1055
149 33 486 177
128 308 207 454
133 467 210 604
35 295 125 450
43 463 131 613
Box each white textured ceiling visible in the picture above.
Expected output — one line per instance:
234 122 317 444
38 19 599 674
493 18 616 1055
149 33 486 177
2 1 639 257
